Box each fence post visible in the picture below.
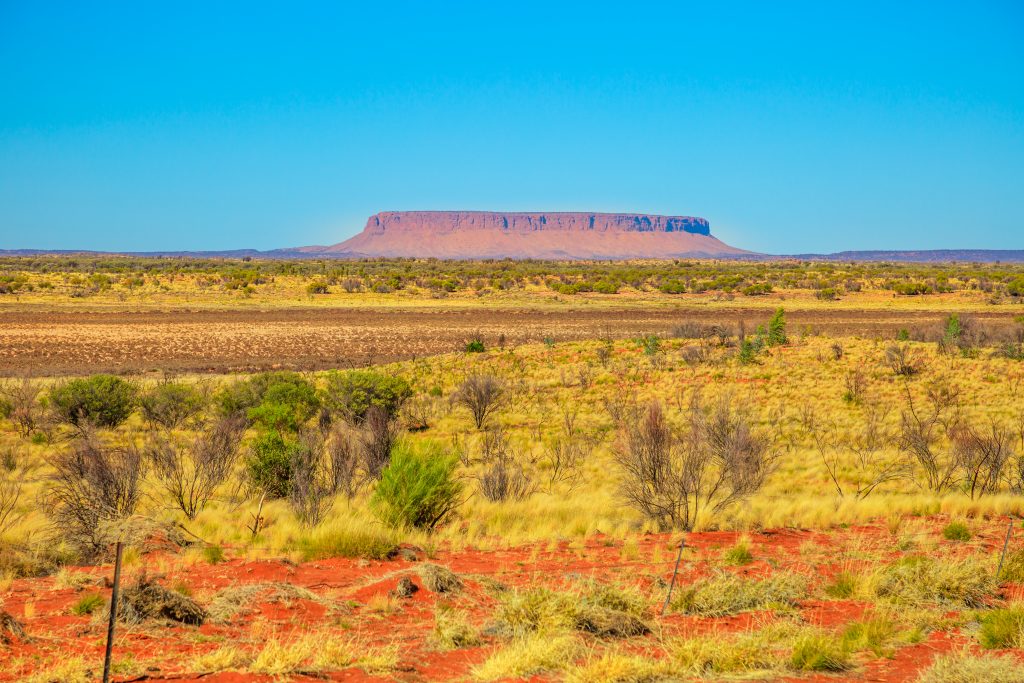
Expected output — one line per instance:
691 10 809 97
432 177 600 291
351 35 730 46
660 534 686 616
102 541 124 683
996 517 1014 580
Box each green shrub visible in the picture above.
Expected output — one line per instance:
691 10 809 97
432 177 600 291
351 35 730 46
942 521 972 542
306 280 330 295
215 372 317 419
370 440 462 531
978 607 1024 649
49 374 137 427
464 338 486 353
138 382 205 429
72 593 105 616
245 430 298 498
203 545 225 565
767 308 787 346
723 541 754 566
322 370 412 423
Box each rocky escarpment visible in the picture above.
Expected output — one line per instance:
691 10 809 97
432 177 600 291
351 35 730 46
317 211 746 259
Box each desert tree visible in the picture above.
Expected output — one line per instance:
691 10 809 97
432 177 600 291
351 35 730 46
138 380 207 430
452 374 505 430
613 395 777 531
146 414 246 519
43 427 145 559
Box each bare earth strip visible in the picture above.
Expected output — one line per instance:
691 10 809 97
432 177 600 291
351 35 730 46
0 306 1017 375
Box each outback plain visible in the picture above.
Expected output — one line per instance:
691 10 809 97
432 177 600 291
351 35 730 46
2 256 1024 682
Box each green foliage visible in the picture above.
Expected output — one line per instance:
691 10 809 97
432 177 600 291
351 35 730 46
49 374 137 427
738 335 765 365
978 607 1024 649
297 525 399 561
815 287 839 301
203 545 225 565
767 308 787 346
322 370 412 423
723 541 754 566
138 382 205 429
305 280 330 295
217 372 318 432
893 281 934 295
824 571 858 599
897 328 910 341
464 338 486 353
72 593 105 616
942 520 972 541
246 430 298 498
370 440 462 531
635 335 661 356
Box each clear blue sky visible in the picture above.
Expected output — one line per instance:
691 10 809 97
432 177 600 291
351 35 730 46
1 1 1022 254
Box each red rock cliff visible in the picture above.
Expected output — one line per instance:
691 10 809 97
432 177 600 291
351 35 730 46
320 211 747 259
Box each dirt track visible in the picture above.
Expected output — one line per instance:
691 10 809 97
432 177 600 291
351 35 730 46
0 306 1016 375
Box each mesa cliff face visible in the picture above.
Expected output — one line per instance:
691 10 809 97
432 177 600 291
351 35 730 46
317 211 747 259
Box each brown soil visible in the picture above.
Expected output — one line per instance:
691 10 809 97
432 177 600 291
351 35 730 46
1 306 1012 376
2 518 1021 682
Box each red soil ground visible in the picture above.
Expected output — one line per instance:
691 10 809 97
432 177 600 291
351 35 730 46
2 518 1022 682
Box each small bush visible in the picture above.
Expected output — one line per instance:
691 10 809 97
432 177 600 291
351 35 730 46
215 372 318 426
464 338 486 353
767 308 787 346
321 370 412 423
370 440 462 531
203 545 225 565
978 607 1024 649
942 521 972 542
139 382 205 429
306 280 329 295
723 540 754 565
49 375 137 427
246 430 298 498
452 374 505 430
71 593 105 616
789 633 850 672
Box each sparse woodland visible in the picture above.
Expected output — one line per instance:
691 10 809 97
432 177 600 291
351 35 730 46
2 260 1024 681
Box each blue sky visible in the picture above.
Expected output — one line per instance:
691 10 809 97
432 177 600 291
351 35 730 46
1 1 1022 253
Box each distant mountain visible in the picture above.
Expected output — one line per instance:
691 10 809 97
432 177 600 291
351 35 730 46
302 211 749 259
788 250 1024 263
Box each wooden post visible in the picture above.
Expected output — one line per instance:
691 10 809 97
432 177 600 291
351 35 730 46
996 517 1014 580
102 541 124 683
660 534 686 616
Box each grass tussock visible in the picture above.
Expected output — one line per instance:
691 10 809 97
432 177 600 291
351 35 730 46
916 649 1024 683
870 555 998 608
418 563 463 593
789 632 851 671
193 632 398 675
491 582 650 639
432 605 481 650
472 633 580 681
564 651 669 683
672 571 806 616
297 521 399 561
978 606 1024 649
207 582 333 623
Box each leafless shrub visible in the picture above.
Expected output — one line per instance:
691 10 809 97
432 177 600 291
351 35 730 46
843 369 867 404
476 426 536 502
358 404 399 480
325 423 361 498
146 415 245 520
810 403 903 500
951 421 1016 499
886 344 921 377
613 396 777 531
288 429 335 527
43 428 145 559
896 384 962 493
452 374 505 430
830 342 844 361
0 473 22 536
595 342 613 367
672 322 713 339
0 378 42 437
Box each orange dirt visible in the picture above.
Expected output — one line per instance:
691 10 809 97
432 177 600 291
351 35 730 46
2 517 1022 681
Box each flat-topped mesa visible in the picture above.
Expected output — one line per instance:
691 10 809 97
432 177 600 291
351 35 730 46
363 211 712 236
321 210 746 259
